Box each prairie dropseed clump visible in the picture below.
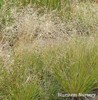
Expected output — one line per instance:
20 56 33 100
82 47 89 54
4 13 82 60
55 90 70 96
0 0 98 100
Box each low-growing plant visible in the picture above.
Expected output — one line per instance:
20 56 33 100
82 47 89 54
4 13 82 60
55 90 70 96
0 53 45 100
49 36 98 100
13 50 61 100
0 0 98 100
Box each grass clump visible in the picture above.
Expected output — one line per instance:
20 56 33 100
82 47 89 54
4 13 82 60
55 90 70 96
0 35 98 100
33 36 98 100
0 0 98 100
0 52 45 100
50 36 98 99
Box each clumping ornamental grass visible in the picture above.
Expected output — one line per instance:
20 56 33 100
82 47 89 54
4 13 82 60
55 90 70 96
0 0 98 100
50 36 98 99
0 35 98 100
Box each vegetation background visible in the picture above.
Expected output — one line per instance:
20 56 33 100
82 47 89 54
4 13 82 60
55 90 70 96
0 0 98 100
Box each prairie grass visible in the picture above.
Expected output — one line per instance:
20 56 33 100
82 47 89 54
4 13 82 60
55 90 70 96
51 36 98 94
0 0 98 100
0 53 45 100
0 0 72 10
0 35 98 99
0 0 98 40
1 35 98 100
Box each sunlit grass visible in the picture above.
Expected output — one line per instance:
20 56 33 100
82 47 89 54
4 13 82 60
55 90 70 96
51 36 98 94
0 35 98 99
0 0 98 100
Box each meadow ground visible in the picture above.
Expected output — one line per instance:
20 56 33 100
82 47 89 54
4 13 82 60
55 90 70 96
0 0 98 100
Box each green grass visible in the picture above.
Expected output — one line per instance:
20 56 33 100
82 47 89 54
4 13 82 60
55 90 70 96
51 36 98 94
0 57 44 100
0 49 61 100
0 36 98 99
1 36 98 99
0 0 69 9
0 0 98 100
